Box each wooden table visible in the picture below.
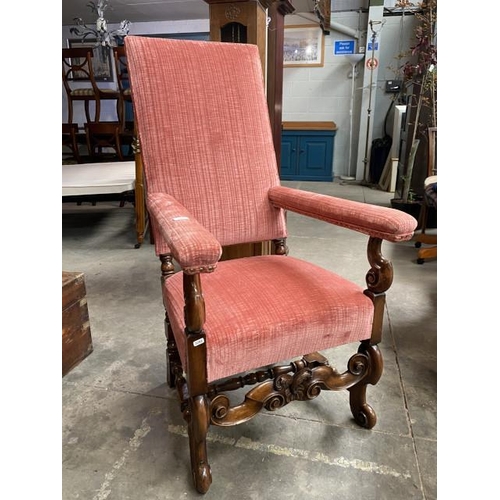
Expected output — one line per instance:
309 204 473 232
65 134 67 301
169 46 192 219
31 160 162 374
62 158 148 248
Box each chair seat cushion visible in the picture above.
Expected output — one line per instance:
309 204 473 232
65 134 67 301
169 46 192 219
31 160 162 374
164 255 374 382
70 88 96 96
99 89 121 97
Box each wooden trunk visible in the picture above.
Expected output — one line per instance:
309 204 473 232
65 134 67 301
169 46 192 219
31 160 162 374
62 271 93 377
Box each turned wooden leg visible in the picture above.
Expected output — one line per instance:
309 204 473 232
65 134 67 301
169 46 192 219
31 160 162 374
160 255 178 387
94 100 101 123
67 100 74 125
187 395 212 494
84 101 91 124
165 316 181 388
348 342 383 429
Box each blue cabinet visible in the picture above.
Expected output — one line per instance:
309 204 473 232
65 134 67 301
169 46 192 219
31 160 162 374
280 122 337 181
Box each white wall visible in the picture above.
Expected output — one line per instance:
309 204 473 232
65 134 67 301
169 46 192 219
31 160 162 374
282 12 417 178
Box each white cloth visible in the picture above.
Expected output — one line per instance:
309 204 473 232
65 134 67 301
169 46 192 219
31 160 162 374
62 161 135 196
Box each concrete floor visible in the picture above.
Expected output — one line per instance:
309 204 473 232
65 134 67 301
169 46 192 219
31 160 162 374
62 180 437 500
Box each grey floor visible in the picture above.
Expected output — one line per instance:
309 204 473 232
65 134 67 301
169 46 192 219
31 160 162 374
62 180 437 500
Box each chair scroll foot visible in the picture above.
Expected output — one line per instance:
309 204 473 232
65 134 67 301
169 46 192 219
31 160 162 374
193 462 212 495
348 342 383 429
349 385 377 429
187 395 212 494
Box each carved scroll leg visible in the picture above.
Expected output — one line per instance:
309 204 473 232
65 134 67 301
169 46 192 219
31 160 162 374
187 395 212 494
348 342 383 429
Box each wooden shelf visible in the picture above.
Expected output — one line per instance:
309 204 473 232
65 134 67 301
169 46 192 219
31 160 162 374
282 121 338 131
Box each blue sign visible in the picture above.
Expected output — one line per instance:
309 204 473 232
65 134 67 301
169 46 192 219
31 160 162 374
367 42 379 51
334 41 355 55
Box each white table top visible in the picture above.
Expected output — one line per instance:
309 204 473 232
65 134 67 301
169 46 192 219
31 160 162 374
62 161 136 196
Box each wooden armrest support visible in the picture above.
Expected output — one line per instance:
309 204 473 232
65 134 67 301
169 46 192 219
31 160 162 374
268 186 417 242
147 192 222 274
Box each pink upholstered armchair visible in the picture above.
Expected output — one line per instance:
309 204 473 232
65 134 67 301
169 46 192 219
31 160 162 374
125 36 417 494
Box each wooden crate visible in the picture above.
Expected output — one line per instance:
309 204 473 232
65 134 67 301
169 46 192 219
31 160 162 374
62 271 93 376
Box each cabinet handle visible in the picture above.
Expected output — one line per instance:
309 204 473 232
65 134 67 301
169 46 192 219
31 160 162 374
291 148 296 152
299 149 305 153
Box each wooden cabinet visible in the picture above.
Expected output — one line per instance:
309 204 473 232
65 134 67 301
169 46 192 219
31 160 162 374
203 0 267 73
280 122 337 181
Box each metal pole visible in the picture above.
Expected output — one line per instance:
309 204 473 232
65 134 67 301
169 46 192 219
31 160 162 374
362 20 382 184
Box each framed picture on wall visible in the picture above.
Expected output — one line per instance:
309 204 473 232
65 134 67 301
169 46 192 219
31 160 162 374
67 39 114 82
283 25 325 68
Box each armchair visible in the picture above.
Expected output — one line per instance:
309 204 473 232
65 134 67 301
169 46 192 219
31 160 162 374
125 36 417 494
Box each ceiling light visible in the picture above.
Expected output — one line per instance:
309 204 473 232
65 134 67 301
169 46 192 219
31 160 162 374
70 1 131 49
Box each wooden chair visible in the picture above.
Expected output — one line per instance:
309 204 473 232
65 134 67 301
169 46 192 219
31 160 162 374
84 121 125 162
62 47 121 124
125 36 417 494
62 123 82 163
414 127 437 264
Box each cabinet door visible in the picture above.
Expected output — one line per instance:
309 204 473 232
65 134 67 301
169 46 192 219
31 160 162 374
280 135 298 178
298 136 333 181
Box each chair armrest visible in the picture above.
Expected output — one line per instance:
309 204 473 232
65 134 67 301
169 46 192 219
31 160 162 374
147 192 222 274
268 186 417 242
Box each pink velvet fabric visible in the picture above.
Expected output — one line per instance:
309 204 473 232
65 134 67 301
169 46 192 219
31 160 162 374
147 192 221 274
269 186 417 242
125 36 287 255
125 36 414 386
164 256 374 383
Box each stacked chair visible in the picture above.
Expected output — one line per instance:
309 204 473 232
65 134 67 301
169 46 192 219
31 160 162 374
62 123 81 164
62 46 132 163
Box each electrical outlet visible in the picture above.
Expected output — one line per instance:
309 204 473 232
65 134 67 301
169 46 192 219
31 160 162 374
385 80 402 93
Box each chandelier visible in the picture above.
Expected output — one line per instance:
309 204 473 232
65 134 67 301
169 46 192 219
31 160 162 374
70 1 131 49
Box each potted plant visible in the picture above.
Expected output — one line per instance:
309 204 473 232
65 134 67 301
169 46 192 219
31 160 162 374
390 0 437 223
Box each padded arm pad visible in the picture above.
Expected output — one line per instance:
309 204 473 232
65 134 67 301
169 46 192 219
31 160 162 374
268 186 417 242
147 192 222 274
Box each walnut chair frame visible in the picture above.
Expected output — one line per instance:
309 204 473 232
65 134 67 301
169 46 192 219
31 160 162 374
125 36 417 494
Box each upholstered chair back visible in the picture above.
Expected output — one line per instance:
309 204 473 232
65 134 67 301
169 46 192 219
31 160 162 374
125 37 287 252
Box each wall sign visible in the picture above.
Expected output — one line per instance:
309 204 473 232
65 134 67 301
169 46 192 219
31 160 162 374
334 40 355 55
366 57 378 70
